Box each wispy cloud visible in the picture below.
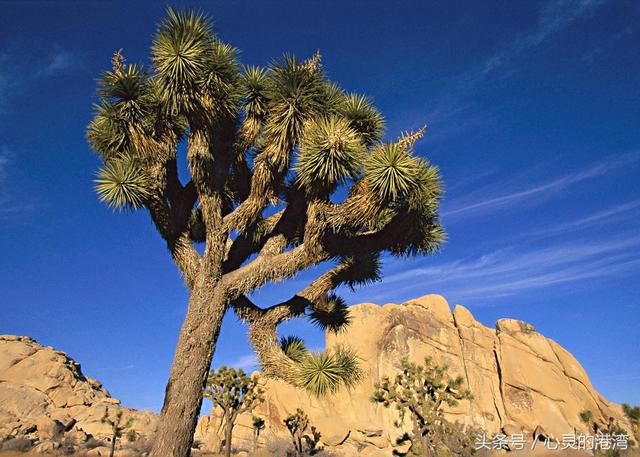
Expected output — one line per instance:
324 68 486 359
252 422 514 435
583 25 635 64
225 353 259 372
39 46 78 77
0 45 79 111
528 200 640 238
480 0 605 77
443 153 639 220
369 233 640 303
0 147 34 218
424 0 608 143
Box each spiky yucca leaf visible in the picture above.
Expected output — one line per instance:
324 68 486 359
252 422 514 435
242 65 270 120
389 162 445 256
298 346 361 396
87 103 130 159
337 252 382 289
298 352 344 396
309 294 351 333
200 40 241 116
95 155 151 210
333 345 362 388
365 143 425 201
324 82 345 112
296 116 365 192
279 336 308 362
151 8 213 113
339 93 385 145
99 64 147 103
264 55 327 144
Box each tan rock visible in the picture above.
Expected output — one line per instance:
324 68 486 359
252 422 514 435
87 446 113 456
203 295 632 455
0 335 157 453
34 417 63 440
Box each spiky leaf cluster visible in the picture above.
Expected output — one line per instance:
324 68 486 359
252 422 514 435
308 294 351 333
372 357 472 457
338 93 385 145
95 154 152 210
278 337 361 397
297 345 361 396
280 336 308 363
296 116 365 192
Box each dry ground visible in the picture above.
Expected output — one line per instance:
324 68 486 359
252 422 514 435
1 450 639 457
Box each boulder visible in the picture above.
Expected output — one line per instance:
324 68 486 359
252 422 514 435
197 295 633 454
0 335 157 454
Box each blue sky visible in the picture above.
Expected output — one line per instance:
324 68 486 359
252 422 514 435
0 0 638 411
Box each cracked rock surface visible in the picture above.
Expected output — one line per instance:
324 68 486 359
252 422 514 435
0 335 156 453
195 294 633 455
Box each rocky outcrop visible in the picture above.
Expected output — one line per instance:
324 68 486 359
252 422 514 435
196 295 633 455
0 335 156 454
1 294 633 456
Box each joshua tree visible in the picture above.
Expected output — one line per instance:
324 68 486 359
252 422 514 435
252 415 266 452
101 408 133 457
372 357 471 457
87 9 444 456
284 409 321 457
204 366 264 457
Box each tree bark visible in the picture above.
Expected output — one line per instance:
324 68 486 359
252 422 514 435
224 416 234 457
149 282 227 457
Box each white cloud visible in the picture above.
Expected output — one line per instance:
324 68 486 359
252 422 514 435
423 0 609 143
367 232 640 304
39 47 78 77
443 153 639 220
481 0 605 76
0 45 79 111
227 353 259 372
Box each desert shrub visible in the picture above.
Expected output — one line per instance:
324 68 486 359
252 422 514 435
265 436 295 456
372 356 473 457
284 408 323 456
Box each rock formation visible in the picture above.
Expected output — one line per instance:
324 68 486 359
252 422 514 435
195 295 633 456
0 335 156 455
1 294 634 456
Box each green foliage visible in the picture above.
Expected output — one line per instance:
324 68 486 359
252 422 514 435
296 115 365 192
298 346 361 397
205 366 264 457
251 415 266 452
580 409 595 426
204 366 264 414
338 93 385 146
280 336 308 363
365 142 425 202
372 357 472 457
308 294 351 333
95 154 152 210
623 404 640 424
284 409 322 457
337 252 382 289
101 408 134 457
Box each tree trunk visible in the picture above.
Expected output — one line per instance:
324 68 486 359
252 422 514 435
149 282 227 457
224 417 234 457
109 435 116 457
